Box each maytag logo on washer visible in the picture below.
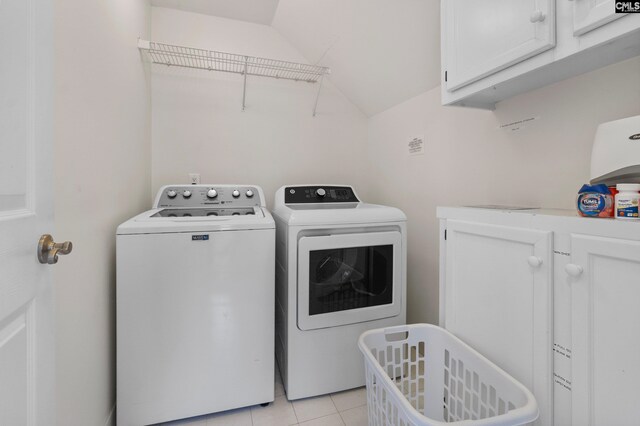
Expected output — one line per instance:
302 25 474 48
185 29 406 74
630 133 640 140
615 1 640 12
192 234 209 241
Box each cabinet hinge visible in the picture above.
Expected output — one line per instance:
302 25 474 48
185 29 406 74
445 71 447 82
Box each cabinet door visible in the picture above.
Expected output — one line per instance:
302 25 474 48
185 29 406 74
442 0 556 91
573 0 624 36
569 234 640 426
444 220 553 425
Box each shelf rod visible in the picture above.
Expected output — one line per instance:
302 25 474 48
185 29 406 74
242 56 248 111
312 74 325 117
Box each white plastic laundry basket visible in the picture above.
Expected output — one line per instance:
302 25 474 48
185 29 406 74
358 324 538 426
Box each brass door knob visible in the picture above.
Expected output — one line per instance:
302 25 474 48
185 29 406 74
37 234 73 265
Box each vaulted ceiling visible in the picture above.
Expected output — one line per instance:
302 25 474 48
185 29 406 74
149 0 441 117
149 0 281 25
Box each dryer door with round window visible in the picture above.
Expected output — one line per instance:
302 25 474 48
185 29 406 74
297 231 402 330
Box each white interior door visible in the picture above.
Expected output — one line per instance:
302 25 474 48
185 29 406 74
569 234 640 426
0 0 56 424
443 220 553 426
573 0 624 36
443 0 556 91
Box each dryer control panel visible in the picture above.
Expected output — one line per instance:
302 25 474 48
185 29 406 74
284 185 359 204
154 185 264 208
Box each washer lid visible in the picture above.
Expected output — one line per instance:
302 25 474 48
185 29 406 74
117 207 274 235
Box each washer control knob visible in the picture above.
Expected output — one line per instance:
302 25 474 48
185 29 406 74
232 189 240 198
246 189 254 198
207 189 218 199
316 188 326 198
182 190 192 199
167 190 177 199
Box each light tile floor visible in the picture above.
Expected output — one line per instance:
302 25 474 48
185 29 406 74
155 365 368 426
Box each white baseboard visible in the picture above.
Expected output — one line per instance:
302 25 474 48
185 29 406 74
104 405 116 426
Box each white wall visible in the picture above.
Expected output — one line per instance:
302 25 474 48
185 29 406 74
271 0 441 116
53 0 151 424
50 4 638 421
365 57 640 325
151 7 368 205
151 8 640 328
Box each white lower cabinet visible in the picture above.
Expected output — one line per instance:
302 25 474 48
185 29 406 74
569 234 640 425
439 207 640 426
443 220 553 426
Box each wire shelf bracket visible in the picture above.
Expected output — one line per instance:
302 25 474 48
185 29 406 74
138 39 331 116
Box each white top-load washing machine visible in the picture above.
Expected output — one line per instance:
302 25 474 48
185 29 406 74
117 185 274 425
273 185 407 400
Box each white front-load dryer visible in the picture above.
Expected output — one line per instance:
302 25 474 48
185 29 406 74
273 185 407 400
116 185 274 425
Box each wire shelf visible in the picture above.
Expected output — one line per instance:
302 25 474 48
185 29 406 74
138 39 330 83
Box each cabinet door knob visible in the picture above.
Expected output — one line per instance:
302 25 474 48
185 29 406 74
527 256 543 268
530 10 546 23
565 264 584 277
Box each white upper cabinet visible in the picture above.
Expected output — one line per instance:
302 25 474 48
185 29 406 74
443 0 555 91
573 0 623 36
441 0 640 108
